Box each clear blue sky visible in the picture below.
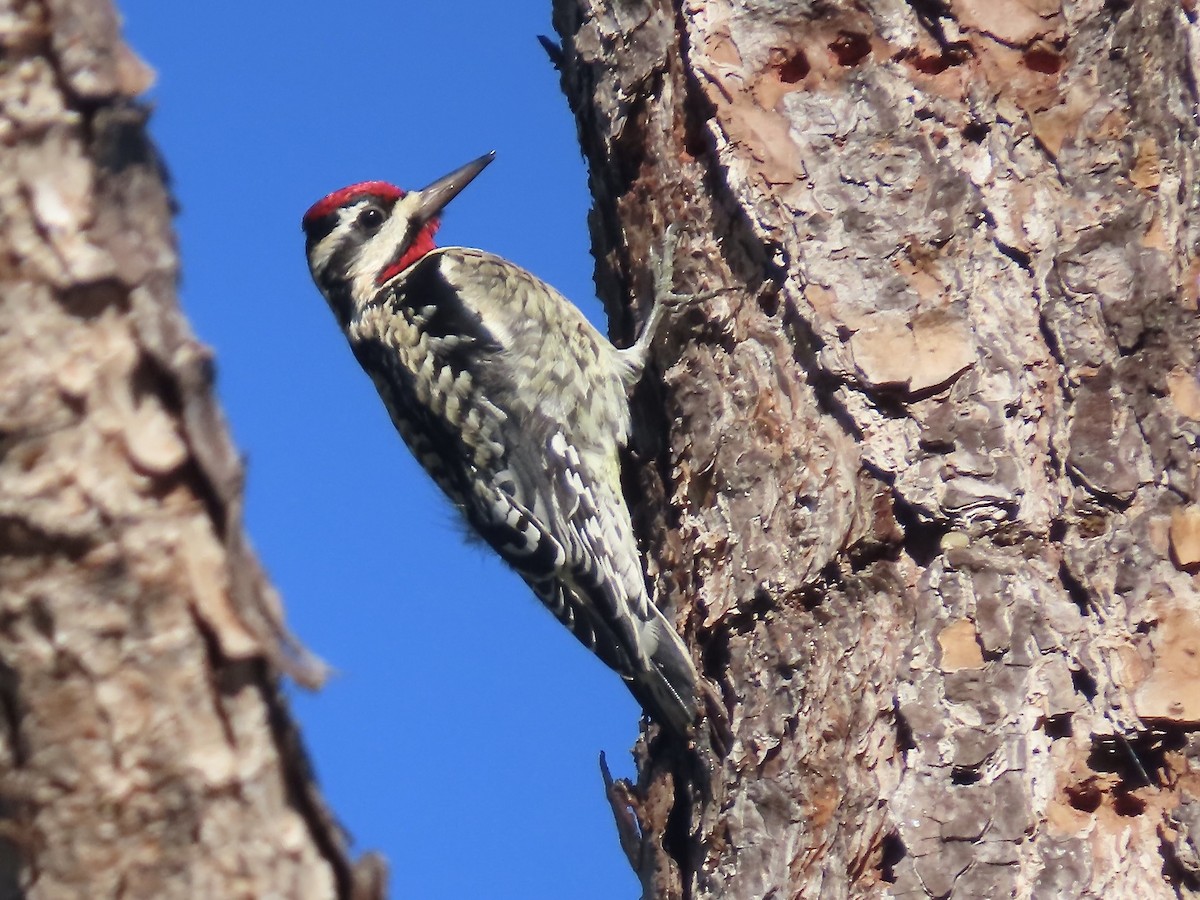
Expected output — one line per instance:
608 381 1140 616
119 3 641 897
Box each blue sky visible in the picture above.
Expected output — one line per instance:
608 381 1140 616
118 3 641 896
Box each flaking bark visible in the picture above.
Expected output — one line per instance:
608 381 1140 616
0 1 374 897
552 0 1200 897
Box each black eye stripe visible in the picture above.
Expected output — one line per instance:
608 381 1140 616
303 194 396 244
302 211 340 245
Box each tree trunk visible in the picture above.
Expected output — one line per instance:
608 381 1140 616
552 0 1200 897
0 2 370 897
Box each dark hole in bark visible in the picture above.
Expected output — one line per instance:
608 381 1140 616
960 120 989 143
890 498 948 567
908 41 972 75
951 766 982 785
1113 791 1147 817
778 50 810 83
1024 47 1064 75
1065 780 1103 813
702 624 732 682
829 32 871 67
59 280 129 320
879 832 907 883
911 52 949 75
894 704 916 752
1059 562 1092 617
1044 713 1073 740
1070 667 1097 700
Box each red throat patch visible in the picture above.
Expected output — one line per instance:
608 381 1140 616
376 220 441 285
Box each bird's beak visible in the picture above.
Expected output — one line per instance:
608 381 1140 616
413 151 495 224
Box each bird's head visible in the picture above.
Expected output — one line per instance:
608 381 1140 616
302 151 494 326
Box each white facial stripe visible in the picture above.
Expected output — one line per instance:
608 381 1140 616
307 219 347 279
348 192 424 302
308 202 367 278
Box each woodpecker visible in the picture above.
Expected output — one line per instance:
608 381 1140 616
302 152 700 735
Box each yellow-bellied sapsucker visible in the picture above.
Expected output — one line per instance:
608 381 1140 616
302 152 699 735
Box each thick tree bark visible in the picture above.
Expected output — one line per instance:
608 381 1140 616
553 0 1200 897
0 2 370 897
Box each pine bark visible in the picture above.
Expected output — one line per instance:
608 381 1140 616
0 2 367 897
552 0 1200 897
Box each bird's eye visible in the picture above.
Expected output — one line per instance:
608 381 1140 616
357 207 385 229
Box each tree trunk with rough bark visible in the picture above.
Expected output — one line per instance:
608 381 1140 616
0 2 376 897
552 0 1200 897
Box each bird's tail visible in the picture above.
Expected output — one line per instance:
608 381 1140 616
629 614 700 738
525 570 700 737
